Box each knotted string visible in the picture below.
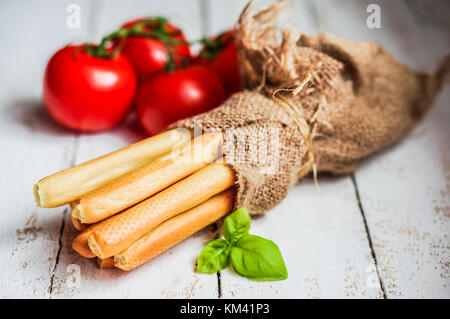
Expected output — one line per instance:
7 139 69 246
271 72 320 189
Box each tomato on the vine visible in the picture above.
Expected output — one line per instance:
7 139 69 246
196 30 240 97
119 18 191 81
43 45 136 131
137 66 225 136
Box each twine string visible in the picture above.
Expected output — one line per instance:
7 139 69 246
271 72 320 189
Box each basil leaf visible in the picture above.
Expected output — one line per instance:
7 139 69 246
197 238 230 274
223 207 251 243
230 234 288 281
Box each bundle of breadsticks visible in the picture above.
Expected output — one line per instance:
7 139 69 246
36 129 236 270
35 1 448 271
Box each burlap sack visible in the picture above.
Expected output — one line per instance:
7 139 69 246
173 1 448 215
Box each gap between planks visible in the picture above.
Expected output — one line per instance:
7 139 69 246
351 173 387 299
199 0 211 37
49 208 68 296
49 135 79 297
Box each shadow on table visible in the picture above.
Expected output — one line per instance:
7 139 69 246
8 97 72 136
6 97 148 144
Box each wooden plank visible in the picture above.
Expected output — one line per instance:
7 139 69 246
0 0 94 298
51 0 219 298
208 0 383 298
313 0 450 298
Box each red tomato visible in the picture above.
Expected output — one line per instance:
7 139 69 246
43 45 136 131
137 66 225 136
196 30 240 96
120 18 191 81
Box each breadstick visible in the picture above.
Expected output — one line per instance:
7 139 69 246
72 222 103 258
34 129 190 208
98 257 115 269
115 189 235 270
87 162 235 258
71 132 222 223
71 214 89 232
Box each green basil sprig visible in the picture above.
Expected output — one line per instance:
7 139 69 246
197 238 230 274
197 207 288 281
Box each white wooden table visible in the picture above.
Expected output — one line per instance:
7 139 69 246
0 0 448 299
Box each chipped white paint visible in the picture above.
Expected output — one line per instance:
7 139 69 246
0 0 448 299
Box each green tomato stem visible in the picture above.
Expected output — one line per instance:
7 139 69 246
86 16 183 71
